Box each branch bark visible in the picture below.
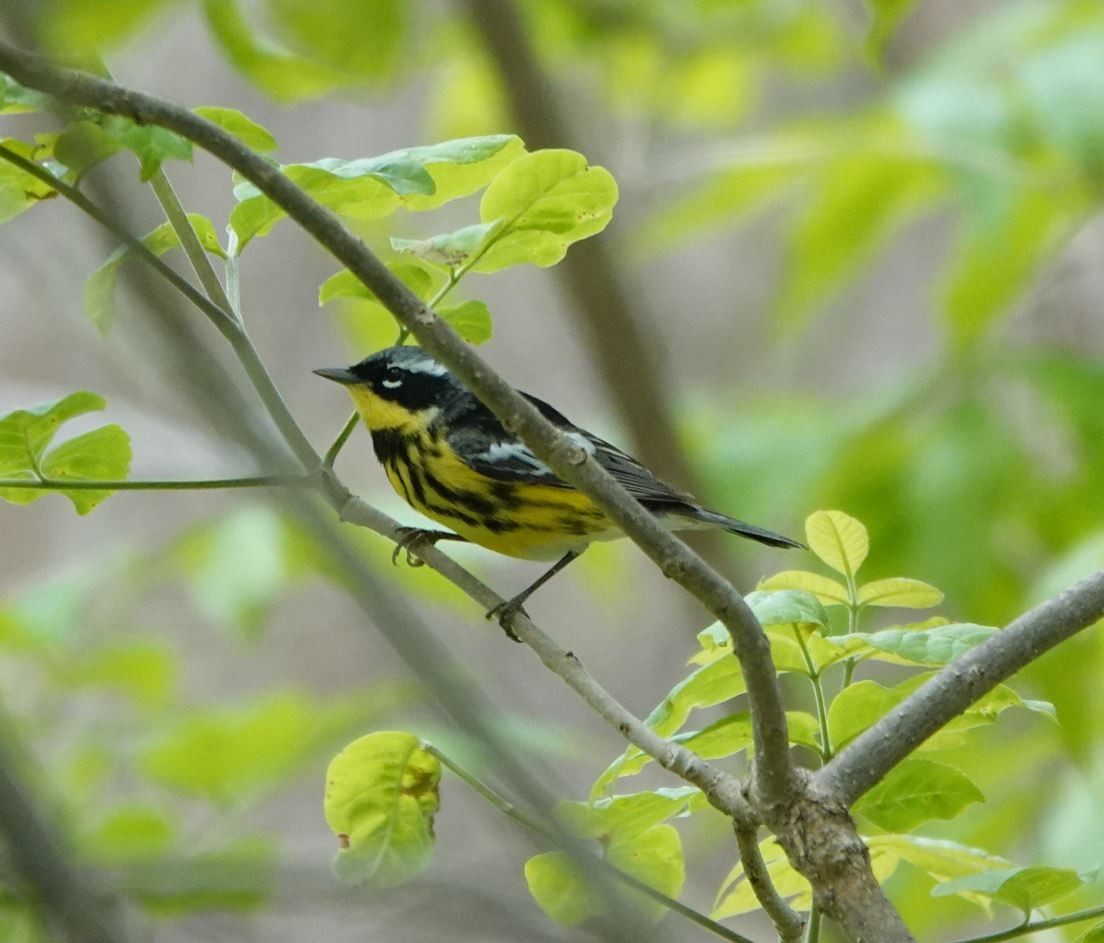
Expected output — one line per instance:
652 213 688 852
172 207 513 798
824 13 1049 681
817 570 1104 806
459 0 699 493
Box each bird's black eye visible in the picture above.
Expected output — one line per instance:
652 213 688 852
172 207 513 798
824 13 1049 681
381 365 404 387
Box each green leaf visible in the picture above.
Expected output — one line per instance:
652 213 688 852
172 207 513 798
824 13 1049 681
644 655 746 738
82 806 177 864
193 106 278 152
98 115 192 181
391 135 526 211
391 221 501 267
143 691 373 806
0 74 47 115
324 731 440 888
857 623 997 666
265 0 406 81
524 852 602 926
606 824 685 922
473 149 618 272
858 577 943 608
557 788 699 843
1080 924 1104 942
590 657 745 797
233 137 523 246
0 138 57 223
172 505 300 641
865 834 1008 900
129 835 277 913
201 0 348 103
931 866 1085 916
438 300 493 345
525 825 684 926
319 261 438 306
744 590 829 630
0 392 131 514
863 0 918 60
53 121 124 180
85 213 226 333
34 0 175 53
758 570 850 606
942 187 1083 349
829 675 1053 752
636 160 798 258
855 758 984 831
774 153 940 331
805 509 869 579
63 640 176 707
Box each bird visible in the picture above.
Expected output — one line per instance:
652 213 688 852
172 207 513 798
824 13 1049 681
315 345 803 638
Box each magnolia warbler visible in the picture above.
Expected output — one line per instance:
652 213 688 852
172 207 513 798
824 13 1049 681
315 346 802 636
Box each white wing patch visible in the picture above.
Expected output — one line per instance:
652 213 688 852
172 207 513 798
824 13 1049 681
476 441 553 474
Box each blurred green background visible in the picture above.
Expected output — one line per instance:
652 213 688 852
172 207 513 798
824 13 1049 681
1 1 1103 940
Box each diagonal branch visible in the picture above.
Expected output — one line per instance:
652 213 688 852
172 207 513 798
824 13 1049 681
459 0 700 494
0 39 797 810
817 569 1104 806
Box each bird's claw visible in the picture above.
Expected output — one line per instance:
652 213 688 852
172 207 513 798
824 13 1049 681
485 598 528 642
390 527 436 568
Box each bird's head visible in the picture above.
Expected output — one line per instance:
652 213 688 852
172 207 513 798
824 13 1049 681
314 346 463 431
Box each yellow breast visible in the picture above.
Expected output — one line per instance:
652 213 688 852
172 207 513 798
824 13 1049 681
386 429 615 560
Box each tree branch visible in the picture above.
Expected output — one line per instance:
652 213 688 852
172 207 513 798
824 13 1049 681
0 732 138 943
817 569 1104 806
0 38 797 811
732 815 806 943
459 0 701 495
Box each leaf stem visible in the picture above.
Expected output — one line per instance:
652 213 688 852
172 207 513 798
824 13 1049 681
793 626 833 761
323 412 360 468
420 743 757 943
950 904 1104 943
147 168 236 318
805 902 821 943
0 475 311 491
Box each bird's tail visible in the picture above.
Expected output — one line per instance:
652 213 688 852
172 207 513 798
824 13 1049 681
692 508 806 549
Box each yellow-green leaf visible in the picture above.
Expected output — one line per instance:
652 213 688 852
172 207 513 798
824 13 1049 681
858 577 943 608
193 106 277 152
324 731 441 888
0 392 131 514
759 570 851 605
805 510 869 578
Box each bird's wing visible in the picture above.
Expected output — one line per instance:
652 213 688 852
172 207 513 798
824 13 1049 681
447 391 695 507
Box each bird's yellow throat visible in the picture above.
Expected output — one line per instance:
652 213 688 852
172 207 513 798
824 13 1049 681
345 385 436 432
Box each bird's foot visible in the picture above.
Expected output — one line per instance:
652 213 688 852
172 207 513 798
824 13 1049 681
485 597 529 643
391 527 451 568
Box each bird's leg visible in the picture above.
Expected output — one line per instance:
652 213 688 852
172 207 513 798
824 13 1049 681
391 527 467 567
487 550 582 641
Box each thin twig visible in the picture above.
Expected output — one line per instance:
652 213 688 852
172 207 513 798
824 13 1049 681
949 904 1104 943
423 743 758 943
0 475 311 491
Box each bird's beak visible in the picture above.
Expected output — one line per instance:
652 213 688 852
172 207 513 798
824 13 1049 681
313 366 360 385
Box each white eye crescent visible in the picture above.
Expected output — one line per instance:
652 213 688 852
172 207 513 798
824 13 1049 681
382 378 402 389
